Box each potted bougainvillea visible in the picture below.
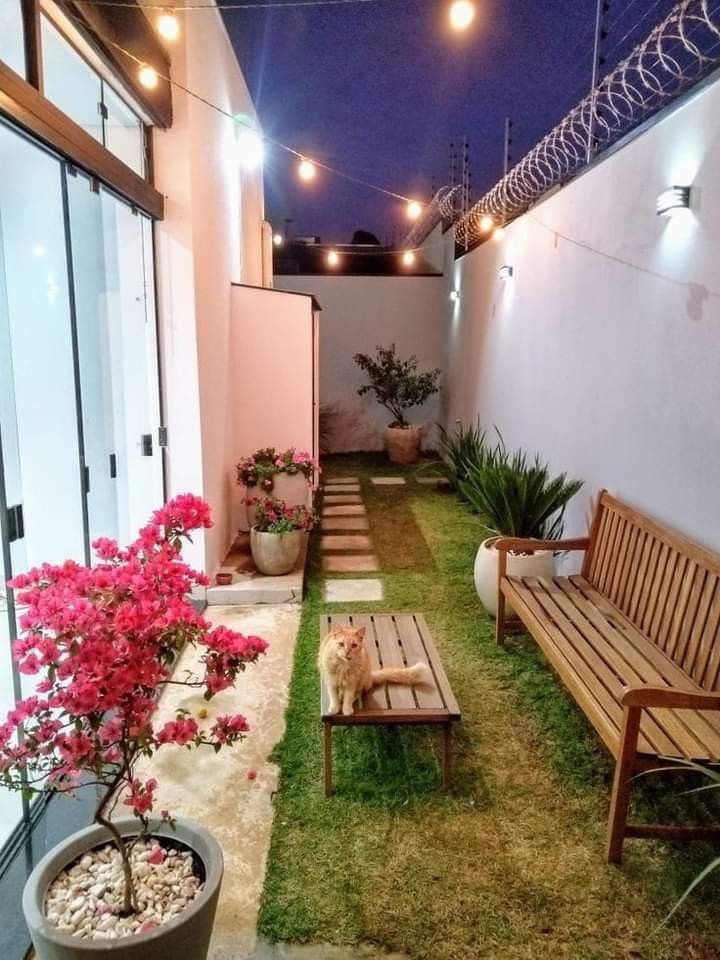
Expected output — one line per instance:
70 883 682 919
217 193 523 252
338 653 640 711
237 448 315 527
248 497 317 576
0 495 267 960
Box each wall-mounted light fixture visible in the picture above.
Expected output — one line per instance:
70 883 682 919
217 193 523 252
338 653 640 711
449 290 460 302
656 185 691 217
498 264 514 280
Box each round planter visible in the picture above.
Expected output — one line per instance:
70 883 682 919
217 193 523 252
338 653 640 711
250 527 304 576
244 472 310 529
385 425 421 465
23 817 223 960
474 537 556 619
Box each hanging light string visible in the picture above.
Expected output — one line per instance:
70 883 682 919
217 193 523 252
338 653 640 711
74 0 408 8
64 8 425 209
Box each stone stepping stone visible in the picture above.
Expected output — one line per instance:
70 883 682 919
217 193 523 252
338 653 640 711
320 534 372 552
325 476 359 484
416 476 450 486
323 484 360 494
370 477 406 486
324 578 384 602
321 516 369 532
322 504 366 516
322 555 379 572
323 494 362 505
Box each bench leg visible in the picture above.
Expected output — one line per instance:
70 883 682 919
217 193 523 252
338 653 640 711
442 723 453 790
606 705 640 864
323 724 333 797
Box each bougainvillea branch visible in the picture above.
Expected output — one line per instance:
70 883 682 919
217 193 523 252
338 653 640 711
0 494 267 916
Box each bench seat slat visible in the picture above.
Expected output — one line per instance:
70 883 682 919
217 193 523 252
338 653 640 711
503 576 720 762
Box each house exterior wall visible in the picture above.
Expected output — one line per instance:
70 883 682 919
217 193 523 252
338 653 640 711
275 275 446 452
153 8 265 573
444 76 720 551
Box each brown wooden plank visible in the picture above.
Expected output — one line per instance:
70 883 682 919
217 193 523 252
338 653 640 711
597 510 622 596
654 553 688 654
414 613 462 720
393 614 446 712
640 542 670 636
697 591 720 691
554 579 717 757
350 613 389 712
667 563 703 667
615 523 641 613
374 616 416 711
627 530 652 623
634 535 661 629
581 494 607 581
687 577 720 684
608 517 633 607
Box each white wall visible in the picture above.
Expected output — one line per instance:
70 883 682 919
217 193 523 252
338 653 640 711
152 7 265 573
445 77 720 552
276 275 446 452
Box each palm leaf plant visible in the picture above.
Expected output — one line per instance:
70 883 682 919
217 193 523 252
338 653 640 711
459 445 583 541
437 419 487 491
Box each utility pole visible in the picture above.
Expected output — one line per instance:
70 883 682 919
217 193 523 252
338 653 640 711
587 0 610 162
503 117 513 177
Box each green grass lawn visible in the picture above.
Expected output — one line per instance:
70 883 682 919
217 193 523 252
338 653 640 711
258 454 720 960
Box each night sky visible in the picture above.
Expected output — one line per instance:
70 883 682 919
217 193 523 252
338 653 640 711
225 0 676 244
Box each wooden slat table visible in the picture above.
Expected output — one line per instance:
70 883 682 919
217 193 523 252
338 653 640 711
320 613 461 796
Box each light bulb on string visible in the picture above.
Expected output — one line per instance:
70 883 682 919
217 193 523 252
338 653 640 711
449 0 475 31
326 250 340 268
406 200 422 220
401 251 416 267
138 64 159 89
273 233 284 247
298 158 317 182
156 12 180 41
237 127 264 170
479 214 494 232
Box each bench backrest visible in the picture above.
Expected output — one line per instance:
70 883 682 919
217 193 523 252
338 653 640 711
583 492 720 690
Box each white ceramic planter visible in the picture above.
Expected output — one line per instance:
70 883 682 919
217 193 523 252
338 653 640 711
474 537 556 618
385 425 421 465
23 817 222 960
250 527 304 576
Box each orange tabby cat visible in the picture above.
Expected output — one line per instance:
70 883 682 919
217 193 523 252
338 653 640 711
319 625 433 716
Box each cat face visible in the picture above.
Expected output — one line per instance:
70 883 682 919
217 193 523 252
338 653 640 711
332 626 366 661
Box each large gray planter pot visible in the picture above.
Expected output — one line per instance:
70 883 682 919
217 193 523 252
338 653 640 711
250 527 304 575
23 817 223 960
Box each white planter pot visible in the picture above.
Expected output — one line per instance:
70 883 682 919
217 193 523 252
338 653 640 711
384 425 421 465
474 537 556 618
250 527 304 576
23 817 222 960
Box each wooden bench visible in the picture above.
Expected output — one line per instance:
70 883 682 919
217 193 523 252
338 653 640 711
320 613 461 796
496 490 720 863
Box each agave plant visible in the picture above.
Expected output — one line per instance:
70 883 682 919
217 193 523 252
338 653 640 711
437 419 487 490
459 446 583 540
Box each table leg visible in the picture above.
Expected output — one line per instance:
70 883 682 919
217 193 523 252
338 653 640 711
442 722 453 790
323 723 333 797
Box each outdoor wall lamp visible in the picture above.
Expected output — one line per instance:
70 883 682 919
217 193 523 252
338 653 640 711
656 185 691 217
449 290 460 302
498 264 514 280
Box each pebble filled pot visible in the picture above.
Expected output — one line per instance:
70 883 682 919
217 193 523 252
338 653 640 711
249 497 317 576
1 495 268 960
353 344 441 466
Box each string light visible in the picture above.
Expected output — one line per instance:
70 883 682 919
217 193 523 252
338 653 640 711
449 0 475 31
138 64 159 88
237 127 264 170
479 214 494 232
406 200 422 220
401 250 416 266
156 12 180 39
326 250 340 267
298 158 317 182
273 233 284 246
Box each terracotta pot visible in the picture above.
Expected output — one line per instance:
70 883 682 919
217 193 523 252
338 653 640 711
250 527 304 576
474 537 556 619
385 425 421 465
23 817 222 960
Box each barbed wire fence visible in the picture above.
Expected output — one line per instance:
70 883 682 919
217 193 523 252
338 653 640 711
454 0 720 249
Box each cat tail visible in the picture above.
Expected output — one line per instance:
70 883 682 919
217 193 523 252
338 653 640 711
370 662 433 687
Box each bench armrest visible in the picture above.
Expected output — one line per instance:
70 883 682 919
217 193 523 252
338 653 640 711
621 685 720 711
494 536 590 555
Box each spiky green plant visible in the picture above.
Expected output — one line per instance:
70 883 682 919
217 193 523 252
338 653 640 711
437 419 487 490
459 446 583 540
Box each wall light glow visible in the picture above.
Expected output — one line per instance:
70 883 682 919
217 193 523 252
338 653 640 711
237 128 264 170
498 264 514 280
656 185 691 217
449 289 460 302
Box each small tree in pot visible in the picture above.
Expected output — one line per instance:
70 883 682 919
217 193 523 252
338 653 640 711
354 344 441 464
0 494 267 958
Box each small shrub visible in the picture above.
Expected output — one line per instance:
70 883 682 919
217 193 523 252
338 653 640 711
354 344 440 428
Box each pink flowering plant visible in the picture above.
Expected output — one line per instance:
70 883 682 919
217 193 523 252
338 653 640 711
249 497 317 534
237 446 316 492
0 494 267 916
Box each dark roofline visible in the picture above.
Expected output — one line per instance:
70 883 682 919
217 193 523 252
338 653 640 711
231 282 322 312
